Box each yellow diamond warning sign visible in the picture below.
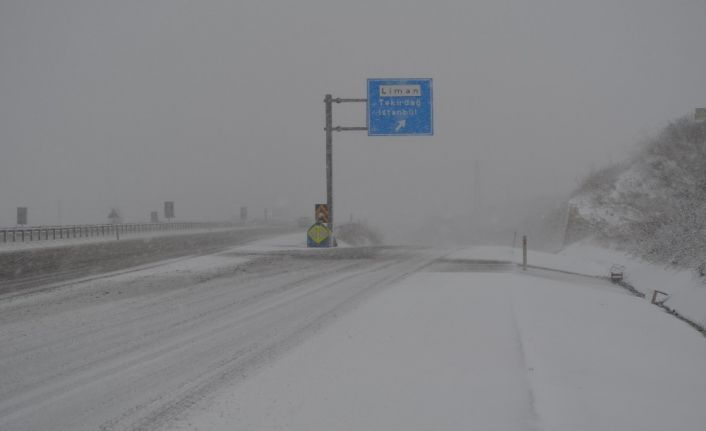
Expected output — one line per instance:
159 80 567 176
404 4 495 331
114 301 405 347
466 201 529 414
307 223 331 247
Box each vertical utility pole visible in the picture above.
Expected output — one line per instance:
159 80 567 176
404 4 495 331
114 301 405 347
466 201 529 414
325 94 334 233
322 94 367 245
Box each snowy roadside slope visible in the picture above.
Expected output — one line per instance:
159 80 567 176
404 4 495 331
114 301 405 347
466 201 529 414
172 264 706 430
561 241 706 328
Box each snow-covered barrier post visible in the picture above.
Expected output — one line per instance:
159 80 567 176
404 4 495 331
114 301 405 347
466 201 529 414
522 235 527 270
610 265 624 283
651 290 668 304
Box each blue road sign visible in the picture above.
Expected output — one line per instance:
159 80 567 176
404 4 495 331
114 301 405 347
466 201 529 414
367 78 433 136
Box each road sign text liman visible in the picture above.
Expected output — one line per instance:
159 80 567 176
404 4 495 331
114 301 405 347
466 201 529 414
379 85 421 97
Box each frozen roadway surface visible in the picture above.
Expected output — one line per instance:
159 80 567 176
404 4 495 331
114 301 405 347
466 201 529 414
1 234 706 430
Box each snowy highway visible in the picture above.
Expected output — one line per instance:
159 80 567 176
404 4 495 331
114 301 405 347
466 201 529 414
2 234 706 430
0 235 442 430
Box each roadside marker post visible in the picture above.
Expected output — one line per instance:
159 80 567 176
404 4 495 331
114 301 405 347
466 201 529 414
522 236 528 271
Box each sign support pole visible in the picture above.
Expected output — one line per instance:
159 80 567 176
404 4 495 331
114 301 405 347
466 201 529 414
325 94 333 233
323 95 368 243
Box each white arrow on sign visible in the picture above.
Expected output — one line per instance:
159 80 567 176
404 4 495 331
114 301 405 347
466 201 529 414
394 119 406 132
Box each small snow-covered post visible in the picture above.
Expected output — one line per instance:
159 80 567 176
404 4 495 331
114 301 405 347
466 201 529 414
522 235 527 271
651 290 668 304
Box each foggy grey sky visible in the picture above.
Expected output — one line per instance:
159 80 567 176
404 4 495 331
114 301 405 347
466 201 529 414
1 0 705 236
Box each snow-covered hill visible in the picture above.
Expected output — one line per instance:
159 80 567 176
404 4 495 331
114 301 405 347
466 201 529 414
567 116 706 273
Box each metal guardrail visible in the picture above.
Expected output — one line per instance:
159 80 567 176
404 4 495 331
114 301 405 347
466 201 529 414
0 222 239 243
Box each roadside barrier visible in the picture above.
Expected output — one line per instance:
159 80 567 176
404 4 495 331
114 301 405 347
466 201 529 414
0 222 239 243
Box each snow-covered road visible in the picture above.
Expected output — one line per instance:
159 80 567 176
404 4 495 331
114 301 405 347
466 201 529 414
2 236 706 430
175 261 706 431
0 237 441 431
